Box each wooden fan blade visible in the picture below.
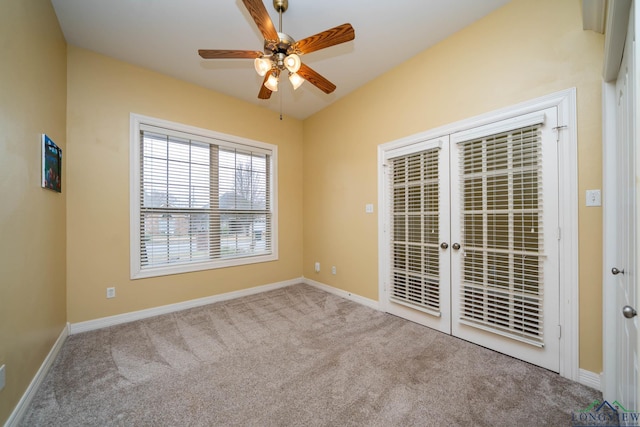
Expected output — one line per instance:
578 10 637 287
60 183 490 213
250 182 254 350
242 0 278 41
295 23 355 55
258 73 273 99
199 49 262 59
297 63 336 94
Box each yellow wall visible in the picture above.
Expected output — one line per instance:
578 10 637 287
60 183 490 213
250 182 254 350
65 46 304 323
2 1 607 421
303 0 604 373
0 0 67 424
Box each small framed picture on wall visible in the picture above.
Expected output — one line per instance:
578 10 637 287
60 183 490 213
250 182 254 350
42 134 62 193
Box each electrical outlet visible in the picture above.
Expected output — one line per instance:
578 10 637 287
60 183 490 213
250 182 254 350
365 203 374 214
331 266 337 275
106 287 116 299
0 364 5 391
314 262 320 273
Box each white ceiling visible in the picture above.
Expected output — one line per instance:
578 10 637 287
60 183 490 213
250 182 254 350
51 0 511 120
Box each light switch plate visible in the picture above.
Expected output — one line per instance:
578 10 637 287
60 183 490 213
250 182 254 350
586 189 601 207
365 204 374 214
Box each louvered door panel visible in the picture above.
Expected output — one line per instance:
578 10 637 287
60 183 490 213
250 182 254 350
385 137 451 333
390 149 441 313
457 125 545 345
450 107 560 372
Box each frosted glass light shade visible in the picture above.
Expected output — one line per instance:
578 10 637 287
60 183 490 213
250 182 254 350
289 72 304 90
254 57 272 77
284 54 301 73
264 73 279 92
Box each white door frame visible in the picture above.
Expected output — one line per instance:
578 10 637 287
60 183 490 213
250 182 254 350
378 88 580 382
602 70 620 403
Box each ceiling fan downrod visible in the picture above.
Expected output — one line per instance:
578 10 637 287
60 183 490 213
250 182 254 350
274 0 288 32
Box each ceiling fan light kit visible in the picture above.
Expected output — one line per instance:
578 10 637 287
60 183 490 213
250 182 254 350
254 57 272 76
289 72 304 90
198 0 355 100
264 72 280 92
284 53 301 73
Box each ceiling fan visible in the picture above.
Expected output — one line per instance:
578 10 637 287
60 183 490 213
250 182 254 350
198 0 355 99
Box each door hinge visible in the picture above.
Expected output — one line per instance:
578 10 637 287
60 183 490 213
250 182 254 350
557 227 561 241
558 325 562 339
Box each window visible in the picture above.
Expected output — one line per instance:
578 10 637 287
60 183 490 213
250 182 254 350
130 114 277 278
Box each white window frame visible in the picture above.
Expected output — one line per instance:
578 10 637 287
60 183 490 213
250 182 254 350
378 88 579 382
130 113 278 279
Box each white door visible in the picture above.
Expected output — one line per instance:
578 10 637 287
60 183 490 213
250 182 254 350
450 108 560 372
612 6 639 411
385 137 451 334
383 108 560 372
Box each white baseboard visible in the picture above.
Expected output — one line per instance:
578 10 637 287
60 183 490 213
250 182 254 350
578 368 602 391
302 277 381 311
69 278 303 335
5 324 69 427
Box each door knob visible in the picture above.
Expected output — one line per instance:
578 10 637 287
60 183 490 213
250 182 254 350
440 242 449 249
612 267 624 275
452 243 461 250
622 305 637 319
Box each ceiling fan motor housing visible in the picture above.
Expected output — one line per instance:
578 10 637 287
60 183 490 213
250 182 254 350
265 32 297 58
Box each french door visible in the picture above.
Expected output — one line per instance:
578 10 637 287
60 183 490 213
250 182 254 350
382 107 560 372
385 138 451 334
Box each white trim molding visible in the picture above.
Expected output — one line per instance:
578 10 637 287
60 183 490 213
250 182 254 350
69 278 301 334
556 88 580 383
303 277 381 311
603 0 631 82
601 80 618 401
70 277 382 335
582 0 607 34
579 369 603 391
5 325 69 427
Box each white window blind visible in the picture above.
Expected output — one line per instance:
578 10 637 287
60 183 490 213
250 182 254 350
131 118 276 278
389 148 441 314
458 124 545 345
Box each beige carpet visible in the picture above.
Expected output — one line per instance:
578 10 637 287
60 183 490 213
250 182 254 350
20 284 600 426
